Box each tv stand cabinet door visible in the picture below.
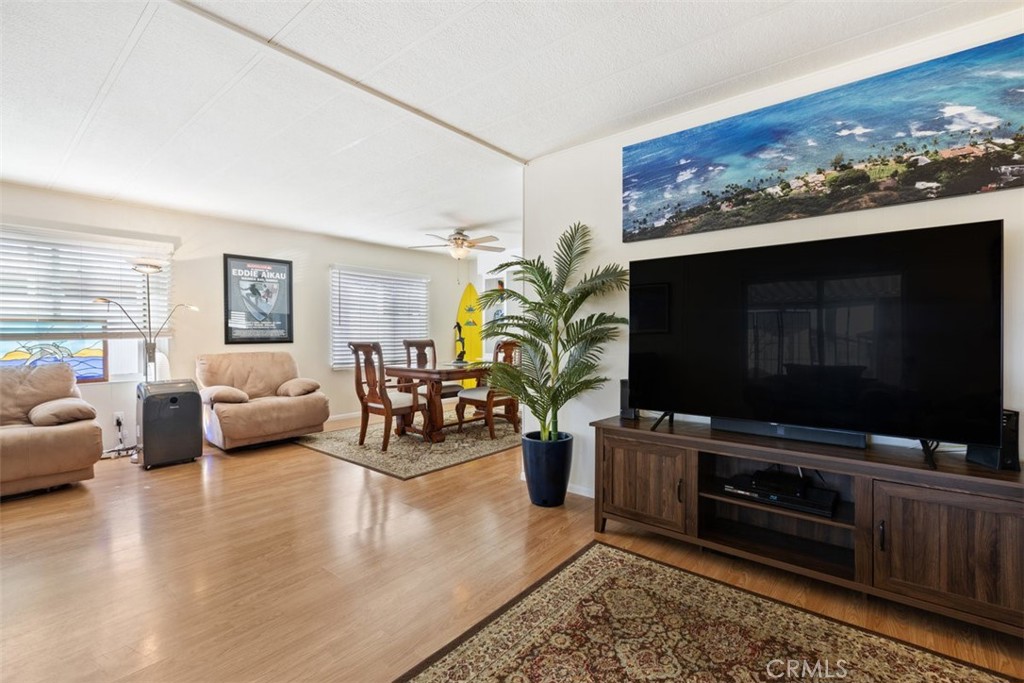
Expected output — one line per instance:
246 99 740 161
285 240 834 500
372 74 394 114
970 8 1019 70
600 436 692 534
873 481 1024 629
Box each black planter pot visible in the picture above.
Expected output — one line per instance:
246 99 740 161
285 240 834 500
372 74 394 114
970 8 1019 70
521 431 573 507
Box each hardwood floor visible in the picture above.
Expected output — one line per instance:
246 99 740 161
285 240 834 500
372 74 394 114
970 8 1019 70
2 417 1021 682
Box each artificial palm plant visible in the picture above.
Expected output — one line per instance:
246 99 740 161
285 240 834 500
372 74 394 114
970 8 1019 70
477 222 629 442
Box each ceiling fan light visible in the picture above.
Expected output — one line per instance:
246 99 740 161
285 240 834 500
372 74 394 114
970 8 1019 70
449 245 471 260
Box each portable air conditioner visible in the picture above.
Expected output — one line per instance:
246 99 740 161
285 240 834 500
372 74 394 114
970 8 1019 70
136 379 202 470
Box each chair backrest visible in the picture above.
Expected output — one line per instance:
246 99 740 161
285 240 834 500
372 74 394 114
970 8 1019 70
493 340 520 365
403 339 437 368
348 342 391 409
477 340 520 390
0 362 78 425
196 352 299 398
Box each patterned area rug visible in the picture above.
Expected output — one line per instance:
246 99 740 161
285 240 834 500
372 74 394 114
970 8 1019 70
295 411 520 480
398 543 1011 682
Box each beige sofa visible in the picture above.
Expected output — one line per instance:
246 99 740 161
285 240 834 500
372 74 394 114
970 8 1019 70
0 363 103 496
195 352 329 450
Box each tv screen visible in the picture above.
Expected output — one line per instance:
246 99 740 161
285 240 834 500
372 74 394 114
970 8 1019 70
628 220 1003 448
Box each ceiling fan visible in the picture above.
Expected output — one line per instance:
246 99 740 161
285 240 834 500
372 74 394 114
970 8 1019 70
409 228 505 259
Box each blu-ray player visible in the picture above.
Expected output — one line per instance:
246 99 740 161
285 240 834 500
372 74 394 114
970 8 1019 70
722 474 838 517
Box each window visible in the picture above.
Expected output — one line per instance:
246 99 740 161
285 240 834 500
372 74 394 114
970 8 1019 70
330 266 429 369
0 224 174 381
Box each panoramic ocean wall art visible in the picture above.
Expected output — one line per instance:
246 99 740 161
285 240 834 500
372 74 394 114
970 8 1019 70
622 34 1024 242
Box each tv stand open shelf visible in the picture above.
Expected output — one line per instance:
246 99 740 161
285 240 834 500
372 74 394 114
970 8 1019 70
699 483 857 529
593 415 1024 636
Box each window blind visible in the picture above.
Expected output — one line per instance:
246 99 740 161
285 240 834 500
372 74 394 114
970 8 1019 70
330 266 430 369
0 225 174 341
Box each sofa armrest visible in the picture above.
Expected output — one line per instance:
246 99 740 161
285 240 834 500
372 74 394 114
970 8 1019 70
200 385 249 405
277 377 320 397
28 397 97 426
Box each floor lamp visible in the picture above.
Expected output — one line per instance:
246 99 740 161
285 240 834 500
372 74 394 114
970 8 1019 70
94 262 197 382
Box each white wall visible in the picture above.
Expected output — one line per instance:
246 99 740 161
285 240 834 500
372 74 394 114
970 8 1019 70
1 182 471 449
524 12 1024 497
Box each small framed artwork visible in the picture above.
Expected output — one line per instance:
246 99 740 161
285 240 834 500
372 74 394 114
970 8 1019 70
223 254 293 344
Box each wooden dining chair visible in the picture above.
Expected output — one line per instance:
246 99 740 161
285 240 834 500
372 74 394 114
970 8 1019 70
403 339 463 399
349 342 425 451
455 340 521 439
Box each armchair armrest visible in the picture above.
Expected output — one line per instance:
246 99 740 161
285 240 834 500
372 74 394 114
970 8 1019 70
28 397 97 426
277 377 321 397
200 385 249 405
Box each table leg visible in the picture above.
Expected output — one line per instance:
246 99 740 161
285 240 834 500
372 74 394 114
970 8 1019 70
424 380 446 443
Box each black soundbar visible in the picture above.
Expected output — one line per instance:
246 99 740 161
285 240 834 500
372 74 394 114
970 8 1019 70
710 417 867 449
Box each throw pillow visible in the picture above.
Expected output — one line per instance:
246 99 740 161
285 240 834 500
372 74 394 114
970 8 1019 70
277 378 320 397
200 385 249 404
28 397 97 426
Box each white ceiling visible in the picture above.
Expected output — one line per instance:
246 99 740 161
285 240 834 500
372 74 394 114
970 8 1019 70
1 1 1018 253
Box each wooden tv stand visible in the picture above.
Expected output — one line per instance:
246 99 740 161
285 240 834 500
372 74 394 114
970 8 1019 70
592 416 1024 635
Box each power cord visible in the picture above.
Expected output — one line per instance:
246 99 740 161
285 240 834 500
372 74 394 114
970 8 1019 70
103 415 138 460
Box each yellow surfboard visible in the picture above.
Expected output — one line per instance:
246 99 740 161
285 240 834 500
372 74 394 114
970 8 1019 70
455 283 483 386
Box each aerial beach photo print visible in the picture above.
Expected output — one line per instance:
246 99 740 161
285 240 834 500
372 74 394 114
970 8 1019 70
622 33 1024 242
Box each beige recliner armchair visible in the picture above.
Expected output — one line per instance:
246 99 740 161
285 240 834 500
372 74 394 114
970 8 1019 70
0 363 103 496
195 351 329 450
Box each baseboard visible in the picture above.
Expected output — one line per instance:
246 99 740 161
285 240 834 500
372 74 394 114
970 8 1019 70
567 482 595 499
517 471 595 500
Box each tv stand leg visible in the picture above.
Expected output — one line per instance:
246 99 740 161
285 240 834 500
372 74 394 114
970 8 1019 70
919 439 938 470
651 412 674 431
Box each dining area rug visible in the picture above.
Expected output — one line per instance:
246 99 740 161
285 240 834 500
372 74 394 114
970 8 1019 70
295 411 520 480
396 542 1013 682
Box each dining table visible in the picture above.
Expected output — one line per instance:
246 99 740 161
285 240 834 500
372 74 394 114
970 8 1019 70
384 363 489 443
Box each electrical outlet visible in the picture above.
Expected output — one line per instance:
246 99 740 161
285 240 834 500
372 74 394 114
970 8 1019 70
113 411 124 430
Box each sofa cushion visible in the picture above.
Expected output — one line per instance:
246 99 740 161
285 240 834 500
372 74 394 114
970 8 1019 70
196 352 299 399
0 363 76 425
212 392 329 441
0 420 102 482
200 385 249 404
28 397 97 426
277 377 320 397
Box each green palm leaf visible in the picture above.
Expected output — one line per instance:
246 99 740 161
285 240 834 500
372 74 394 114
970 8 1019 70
477 223 628 441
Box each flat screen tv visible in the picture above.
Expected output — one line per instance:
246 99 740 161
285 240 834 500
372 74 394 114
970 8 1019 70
628 220 1003 449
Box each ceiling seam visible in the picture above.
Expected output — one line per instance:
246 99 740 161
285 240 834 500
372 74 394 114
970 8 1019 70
409 3 635 115
47 2 159 191
473 0 797 155
266 0 322 43
354 0 488 82
111 51 266 201
166 0 527 166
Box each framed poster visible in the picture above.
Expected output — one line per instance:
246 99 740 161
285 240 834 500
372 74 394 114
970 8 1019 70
223 254 293 344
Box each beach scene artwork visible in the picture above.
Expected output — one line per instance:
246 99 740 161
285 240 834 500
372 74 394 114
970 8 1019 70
622 34 1024 242
0 340 107 383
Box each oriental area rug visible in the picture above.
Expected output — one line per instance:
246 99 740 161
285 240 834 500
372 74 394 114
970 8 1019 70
397 543 1011 683
295 411 519 480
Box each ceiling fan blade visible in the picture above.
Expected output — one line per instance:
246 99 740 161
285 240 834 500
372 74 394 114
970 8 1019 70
470 245 505 252
466 235 499 245
408 244 446 249
424 233 449 242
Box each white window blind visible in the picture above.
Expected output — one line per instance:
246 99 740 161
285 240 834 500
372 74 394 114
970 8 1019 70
330 266 430 369
0 225 174 341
